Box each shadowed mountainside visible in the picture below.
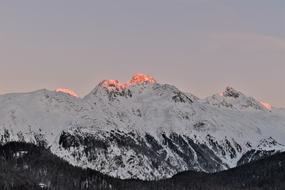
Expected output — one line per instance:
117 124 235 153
1 142 285 190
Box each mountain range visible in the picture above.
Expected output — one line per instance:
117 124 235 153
0 74 284 180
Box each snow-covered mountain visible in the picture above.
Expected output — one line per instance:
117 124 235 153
204 86 270 111
0 74 284 180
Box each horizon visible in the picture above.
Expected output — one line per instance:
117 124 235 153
0 1 284 107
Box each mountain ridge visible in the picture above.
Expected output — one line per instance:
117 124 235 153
0 74 284 180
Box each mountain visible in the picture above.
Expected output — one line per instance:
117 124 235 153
0 74 284 180
1 141 285 190
204 86 270 111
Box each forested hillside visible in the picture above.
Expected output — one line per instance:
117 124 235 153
1 142 284 190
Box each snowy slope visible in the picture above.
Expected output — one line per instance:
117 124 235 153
204 87 268 111
0 74 284 180
0 89 90 145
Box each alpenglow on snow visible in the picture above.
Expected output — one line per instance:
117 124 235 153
0 74 284 180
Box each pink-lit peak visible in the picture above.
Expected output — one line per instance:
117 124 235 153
100 73 157 90
56 88 79 97
260 101 272 110
129 73 157 85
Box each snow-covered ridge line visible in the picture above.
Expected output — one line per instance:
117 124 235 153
0 74 284 180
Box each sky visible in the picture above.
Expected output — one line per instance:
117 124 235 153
0 0 284 107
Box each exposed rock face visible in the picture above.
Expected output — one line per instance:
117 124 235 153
57 130 228 180
223 87 241 98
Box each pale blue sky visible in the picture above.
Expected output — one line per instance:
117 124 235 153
0 0 284 106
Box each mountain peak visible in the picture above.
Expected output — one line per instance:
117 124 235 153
129 73 157 85
98 73 157 91
99 80 123 90
222 87 241 98
205 87 272 111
